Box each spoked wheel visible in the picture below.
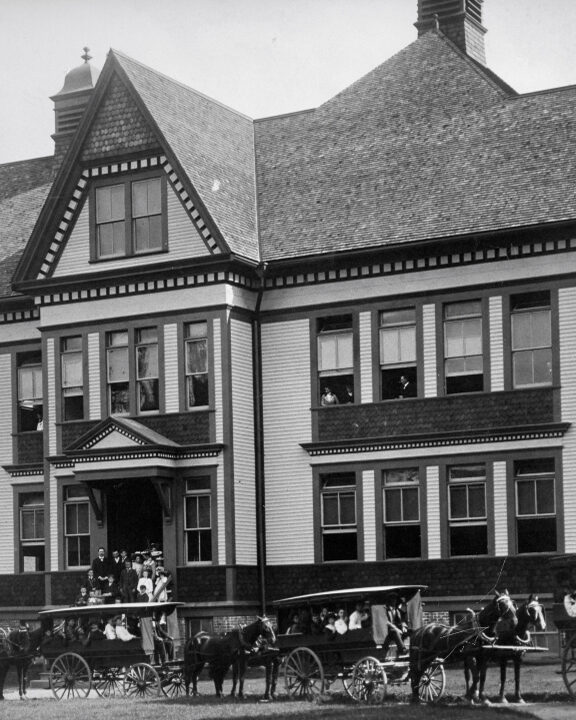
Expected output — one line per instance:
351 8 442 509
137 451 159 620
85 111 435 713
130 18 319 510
49 652 91 700
93 666 125 698
347 656 387 703
161 664 186 698
562 632 576 698
418 661 445 704
124 662 161 698
284 647 325 700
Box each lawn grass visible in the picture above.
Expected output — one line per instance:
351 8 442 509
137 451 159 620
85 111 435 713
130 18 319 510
1 659 572 720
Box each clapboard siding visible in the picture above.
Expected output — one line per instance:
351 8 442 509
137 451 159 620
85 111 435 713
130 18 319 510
359 312 373 403
362 469 376 561
423 304 437 398
213 318 223 443
426 465 441 559
230 318 256 565
559 287 576 552
217 463 226 566
262 320 313 565
493 460 508 556
489 296 504 392
53 184 208 277
163 324 179 413
88 333 101 420
0 355 14 572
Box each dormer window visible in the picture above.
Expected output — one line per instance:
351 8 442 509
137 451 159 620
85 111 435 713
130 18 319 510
92 173 166 260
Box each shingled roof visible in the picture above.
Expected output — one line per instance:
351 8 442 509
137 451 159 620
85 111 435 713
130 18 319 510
0 156 54 297
254 29 576 261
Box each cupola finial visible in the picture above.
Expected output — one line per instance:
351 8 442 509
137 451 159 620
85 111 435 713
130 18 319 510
81 47 92 63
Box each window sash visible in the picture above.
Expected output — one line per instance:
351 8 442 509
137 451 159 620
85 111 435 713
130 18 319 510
384 486 420 523
20 507 44 541
318 332 353 372
18 365 42 401
321 490 356 528
380 325 416 366
516 477 555 516
62 351 83 388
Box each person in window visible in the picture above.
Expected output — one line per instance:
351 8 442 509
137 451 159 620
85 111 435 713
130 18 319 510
398 375 416 398
321 387 339 406
344 385 354 403
334 609 348 634
36 411 43 431
349 601 369 630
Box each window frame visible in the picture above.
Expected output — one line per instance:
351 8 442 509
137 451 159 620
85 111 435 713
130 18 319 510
510 291 553 389
382 467 422 559
90 170 168 262
184 321 210 410
314 470 362 563
182 471 217 565
443 299 485 395
513 458 558 554
447 464 488 557
314 314 356 406
16 351 43 432
63 485 91 569
60 335 85 422
103 325 163 417
16 489 45 573
379 307 418 400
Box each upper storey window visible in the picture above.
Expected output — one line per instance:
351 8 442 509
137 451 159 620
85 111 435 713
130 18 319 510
444 300 483 394
317 315 354 405
380 308 417 399
93 174 166 260
185 322 209 409
17 352 43 432
511 292 552 388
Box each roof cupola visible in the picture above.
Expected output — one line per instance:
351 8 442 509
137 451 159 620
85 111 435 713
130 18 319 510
51 48 100 161
415 0 487 66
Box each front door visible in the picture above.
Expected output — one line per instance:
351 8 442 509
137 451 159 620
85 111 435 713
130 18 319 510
106 479 163 554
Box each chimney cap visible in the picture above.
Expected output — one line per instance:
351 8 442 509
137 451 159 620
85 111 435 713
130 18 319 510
52 47 100 99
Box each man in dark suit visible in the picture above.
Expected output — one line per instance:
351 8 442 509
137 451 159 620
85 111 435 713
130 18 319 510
399 374 416 398
110 549 123 582
119 558 139 603
91 546 111 593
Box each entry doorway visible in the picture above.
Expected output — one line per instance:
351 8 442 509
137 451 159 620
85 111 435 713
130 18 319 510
106 479 163 554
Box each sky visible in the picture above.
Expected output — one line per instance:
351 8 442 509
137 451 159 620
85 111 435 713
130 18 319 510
1 0 576 165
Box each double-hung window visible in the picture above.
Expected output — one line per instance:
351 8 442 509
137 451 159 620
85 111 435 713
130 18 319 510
515 458 556 553
380 308 417 399
444 300 483 394
511 292 552 388
17 352 43 431
383 468 421 558
317 315 354 405
136 328 159 412
19 492 45 572
448 464 487 556
61 336 84 421
320 473 357 561
64 486 90 568
185 322 209 408
94 175 165 260
107 330 130 415
184 477 212 563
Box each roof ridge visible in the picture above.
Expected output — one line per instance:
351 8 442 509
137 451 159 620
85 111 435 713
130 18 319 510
109 48 254 121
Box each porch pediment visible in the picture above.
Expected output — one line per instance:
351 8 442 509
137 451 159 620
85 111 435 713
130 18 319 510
65 416 179 453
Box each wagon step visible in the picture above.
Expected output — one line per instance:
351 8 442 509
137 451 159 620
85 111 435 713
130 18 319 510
29 672 51 689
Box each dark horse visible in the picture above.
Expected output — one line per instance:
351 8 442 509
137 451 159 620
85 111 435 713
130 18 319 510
0 626 44 700
486 594 546 704
184 616 278 699
410 590 517 703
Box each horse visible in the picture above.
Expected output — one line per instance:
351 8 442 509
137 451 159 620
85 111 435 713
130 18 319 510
184 616 277 699
0 625 44 700
230 619 279 701
488 594 546 704
409 590 517 703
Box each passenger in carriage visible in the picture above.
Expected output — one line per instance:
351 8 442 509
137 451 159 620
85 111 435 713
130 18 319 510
311 613 324 635
349 601 369 630
323 613 337 637
115 616 137 642
383 597 408 655
82 620 105 646
64 617 80 643
104 616 117 640
319 607 330 626
286 613 301 634
335 608 348 634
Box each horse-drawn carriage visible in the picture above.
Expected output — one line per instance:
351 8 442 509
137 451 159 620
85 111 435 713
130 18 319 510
37 601 185 699
272 585 428 702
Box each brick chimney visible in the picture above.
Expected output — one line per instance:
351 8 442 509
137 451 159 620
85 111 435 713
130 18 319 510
51 48 100 163
415 0 487 66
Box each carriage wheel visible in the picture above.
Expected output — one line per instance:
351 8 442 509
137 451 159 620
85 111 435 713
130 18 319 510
93 666 125 698
161 664 186 698
49 652 91 700
562 632 576 698
284 647 325 700
418 661 445 704
347 656 387 703
124 662 161 698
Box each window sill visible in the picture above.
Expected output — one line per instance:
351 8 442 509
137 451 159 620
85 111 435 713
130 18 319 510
89 248 168 264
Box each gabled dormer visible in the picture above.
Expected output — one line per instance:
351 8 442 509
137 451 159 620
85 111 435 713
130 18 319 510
12 49 259 295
